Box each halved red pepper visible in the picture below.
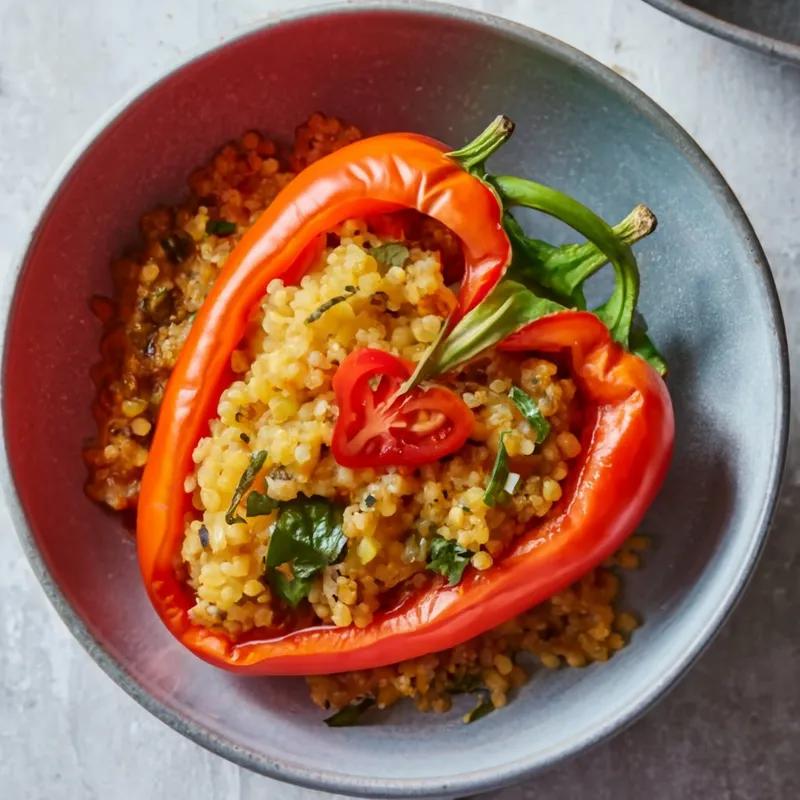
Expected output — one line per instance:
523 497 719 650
331 348 474 468
137 131 511 670
141 296 672 673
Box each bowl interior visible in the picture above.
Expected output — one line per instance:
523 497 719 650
2 6 786 797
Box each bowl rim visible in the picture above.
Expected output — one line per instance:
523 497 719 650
643 0 800 64
0 1 790 797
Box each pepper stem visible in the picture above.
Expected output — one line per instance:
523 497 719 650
447 116 515 172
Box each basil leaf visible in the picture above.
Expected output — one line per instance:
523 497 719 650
225 450 268 525
246 490 279 517
324 698 375 727
371 242 410 271
484 432 512 507
268 570 314 608
266 495 347 568
205 218 237 237
427 535 471 586
508 386 550 444
464 697 495 724
265 495 347 606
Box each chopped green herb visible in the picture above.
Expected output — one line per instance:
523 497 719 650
225 450 267 525
198 525 210 548
265 495 347 607
160 232 194 264
324 698 375 727
239 432 250 443
370 242 410 271
483 432 511 507
205 218 237 236
427 535 471 586
364 494 377 508
305 286 357 324
268 569 313 608
246 490 279 517
141 285 174 324
270 465 291 481
464 696 495 724
460 505 472 513
400 281 563 394
508 386 550 444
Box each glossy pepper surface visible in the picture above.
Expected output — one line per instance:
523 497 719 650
141 303 672 673
137 132 511 671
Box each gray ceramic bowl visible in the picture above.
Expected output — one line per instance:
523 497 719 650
1 2 789 798
644 0 800 63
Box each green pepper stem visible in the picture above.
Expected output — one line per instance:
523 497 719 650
493 175 641 346
447 116 515 172
617 203 657 244
562 203 657 290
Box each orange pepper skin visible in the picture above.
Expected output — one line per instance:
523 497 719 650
137 133 511 671
141 297 672 673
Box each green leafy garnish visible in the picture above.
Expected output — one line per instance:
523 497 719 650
265 495 347 606
484 432 512 507
246 490 279 517
400 281 564 395
205 218 237 237
324 698 375 727
268 569 314 608
305 286 357 324
160 232 194 264
225 450 267 525
371 242 410 271
464 696 496 724
508 386 550 444
427 535 471 586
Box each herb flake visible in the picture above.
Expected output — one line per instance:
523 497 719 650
483 432 512 507
371 242 410 272
508 386 550 443
427 535 471 586
198 525 210 548
246 490 279 517
305 286 357 324
205 218 237 237
225 450 267 525
324 698 375 727
464 697 496 724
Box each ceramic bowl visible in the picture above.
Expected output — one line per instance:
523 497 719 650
644 0 800 63
1 2 788 797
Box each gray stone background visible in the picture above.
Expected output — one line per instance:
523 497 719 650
0 0 797 798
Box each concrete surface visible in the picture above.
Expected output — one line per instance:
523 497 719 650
0 1 797 798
